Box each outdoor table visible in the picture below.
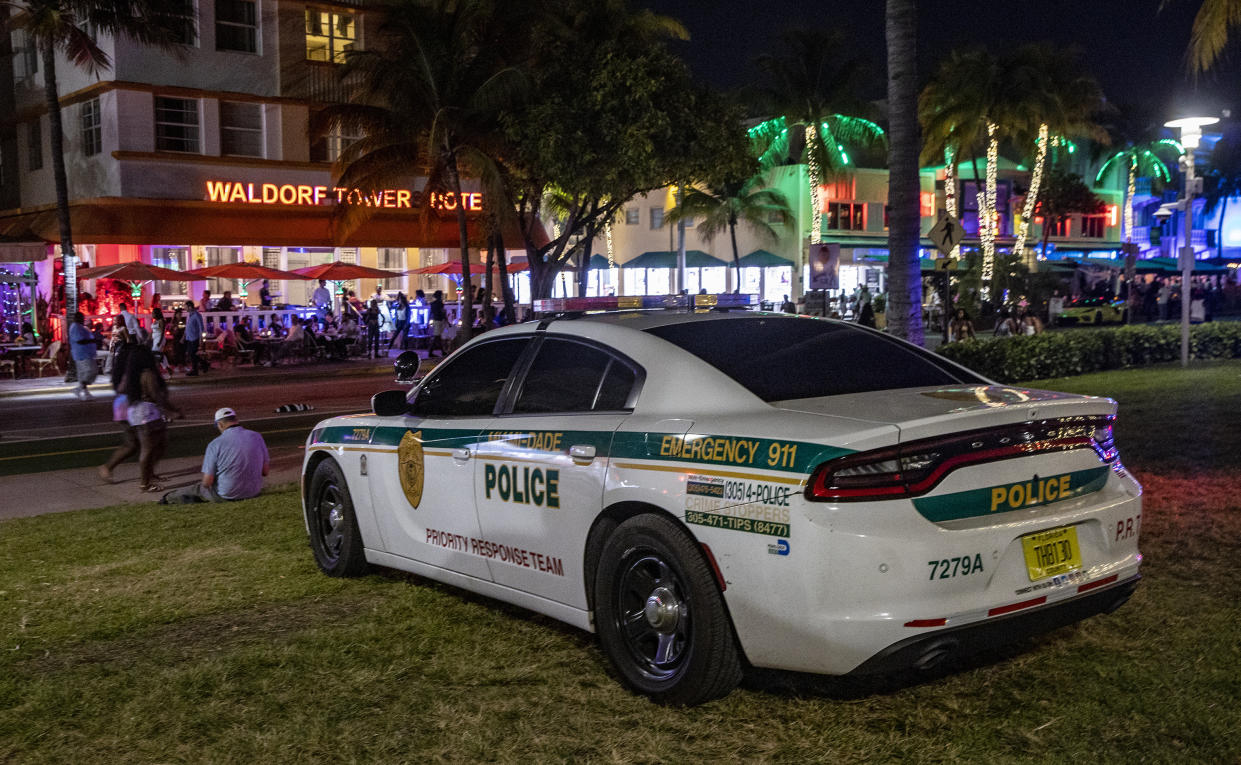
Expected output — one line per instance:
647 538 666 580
1 345 42 377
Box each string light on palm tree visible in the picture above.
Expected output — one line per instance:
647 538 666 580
943 146 961 259
979 121 999 297
806 123 824 243
1013 124 1049 261
1095 139 1180 244
605 221 615 267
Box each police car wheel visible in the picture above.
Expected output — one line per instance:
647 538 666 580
306 459 370 577
1095 311 1103 324
595 513 742 706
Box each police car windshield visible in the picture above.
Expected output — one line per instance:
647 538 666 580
646 317 984 401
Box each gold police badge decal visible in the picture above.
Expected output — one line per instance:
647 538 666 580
398 430 425 508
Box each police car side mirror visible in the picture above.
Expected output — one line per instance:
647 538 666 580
372 389 411 417
394 350 423 384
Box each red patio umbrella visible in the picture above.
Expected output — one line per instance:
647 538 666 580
291 262 406 280
77 261 190 282
407 262 487 275
181 262 311 281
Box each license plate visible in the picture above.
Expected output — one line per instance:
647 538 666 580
1021 526 1081 581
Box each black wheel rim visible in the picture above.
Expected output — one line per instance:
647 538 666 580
613 552 690 682
314 482 346 565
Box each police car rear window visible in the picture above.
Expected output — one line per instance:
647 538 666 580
645 317 983 401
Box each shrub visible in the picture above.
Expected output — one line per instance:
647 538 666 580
937 323 1241 382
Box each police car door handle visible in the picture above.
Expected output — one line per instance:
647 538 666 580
452 447 471 461
569 444 596 463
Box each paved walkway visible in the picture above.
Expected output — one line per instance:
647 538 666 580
0 350 416 399
0 449 305 521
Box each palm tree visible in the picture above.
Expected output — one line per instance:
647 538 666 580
6 0 184 321
1181 0 1241 73
1204 136 1241 257
1007 44 1107 261
321 0 531 344
664 166 793 280
921 48 1040 299
751 29 886 245
1095 140 1181 243
884 0 923 345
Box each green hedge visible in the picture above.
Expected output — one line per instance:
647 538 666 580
936 323 1241 382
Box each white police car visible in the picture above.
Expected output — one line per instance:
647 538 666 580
301 296 1142 705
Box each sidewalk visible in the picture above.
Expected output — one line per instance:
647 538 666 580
0 449 305 521
0 351 419 399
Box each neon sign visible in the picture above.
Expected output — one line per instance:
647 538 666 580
204 181 483 211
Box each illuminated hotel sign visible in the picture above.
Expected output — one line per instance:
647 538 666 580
204 180 483 211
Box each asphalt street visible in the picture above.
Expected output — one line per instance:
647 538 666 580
0 372 401 477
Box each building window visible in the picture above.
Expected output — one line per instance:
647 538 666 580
650 207 664 229
79 98 102 156
1081 215 1105 238
204 246 241 295
216 0 257 53
305 9 357 63
826 202 864 231
219 101 263 157
625 207 639 225
1047 216 1071 237
155 97 200 153
151 247 190 296
27 119 42 171
166 0 198 45
378 248 405 290
21 33 39 79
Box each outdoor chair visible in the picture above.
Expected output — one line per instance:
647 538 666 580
30 341 62 377
0 357 14 379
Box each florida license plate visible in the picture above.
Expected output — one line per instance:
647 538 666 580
1022 526 1081 581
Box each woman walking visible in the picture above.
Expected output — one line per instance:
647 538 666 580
122 346 181 492
388 292 410 351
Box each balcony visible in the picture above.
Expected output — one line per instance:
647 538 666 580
282 61 360 104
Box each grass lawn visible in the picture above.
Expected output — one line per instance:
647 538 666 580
3 363 1240 762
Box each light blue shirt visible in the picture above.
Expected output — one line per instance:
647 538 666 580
203 425 269 500
68 323 96 361
185 310 203 342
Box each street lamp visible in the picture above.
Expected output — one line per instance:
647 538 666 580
1164 115 1219 367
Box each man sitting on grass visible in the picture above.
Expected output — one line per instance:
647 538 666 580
161 408 269 504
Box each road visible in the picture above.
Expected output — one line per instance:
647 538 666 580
0 373 401 477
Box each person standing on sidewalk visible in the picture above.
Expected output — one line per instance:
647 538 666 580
364 299 381 358
98 344 138 483
117 301 140 340
123 346 181 493
312 279 333 325
185 300 206 376
68 312 99 400
161 408 268 504
388 292 410 351
428 290 447 357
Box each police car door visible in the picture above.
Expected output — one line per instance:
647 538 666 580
368 336 531 580
473 336 641 608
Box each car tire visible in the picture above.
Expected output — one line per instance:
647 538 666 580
1095 311 1103 324
306 458 370 577
594 513 742 706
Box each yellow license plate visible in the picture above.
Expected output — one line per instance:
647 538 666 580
1021 526 1081 581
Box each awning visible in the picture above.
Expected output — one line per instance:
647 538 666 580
738 249 794 267
0 241 50 263
0 198 546 249
620 250 728 269
588 254 613 269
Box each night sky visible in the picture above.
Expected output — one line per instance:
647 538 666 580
643 0 1240 119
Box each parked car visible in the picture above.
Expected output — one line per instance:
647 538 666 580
1058 297 1126 325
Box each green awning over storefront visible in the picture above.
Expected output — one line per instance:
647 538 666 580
621 250 728 268
738 249 794 267
588 254 613 269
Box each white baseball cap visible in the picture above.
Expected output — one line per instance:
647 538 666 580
214 407 237 422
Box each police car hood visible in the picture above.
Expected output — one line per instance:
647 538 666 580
770 385 1116 442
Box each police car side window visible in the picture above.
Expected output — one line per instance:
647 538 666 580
411 338 530 417
512 339 633 414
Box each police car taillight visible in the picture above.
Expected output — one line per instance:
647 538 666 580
532 293 758 313
806 416 1116 502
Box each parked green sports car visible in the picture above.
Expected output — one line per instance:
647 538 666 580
1058 297 1126 325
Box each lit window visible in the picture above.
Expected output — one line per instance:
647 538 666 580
826 202 864 231
220 101 263 157
216 0 257 53
80 98 102 156
27 119 42 171
650 208 664 229
1082 215 1105 238
155 96 200 153
306 9 357 63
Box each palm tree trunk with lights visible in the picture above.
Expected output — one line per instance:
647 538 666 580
884 0 923 344
41 40 77 322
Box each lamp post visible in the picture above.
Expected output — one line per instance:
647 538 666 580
1164 116 1218 367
